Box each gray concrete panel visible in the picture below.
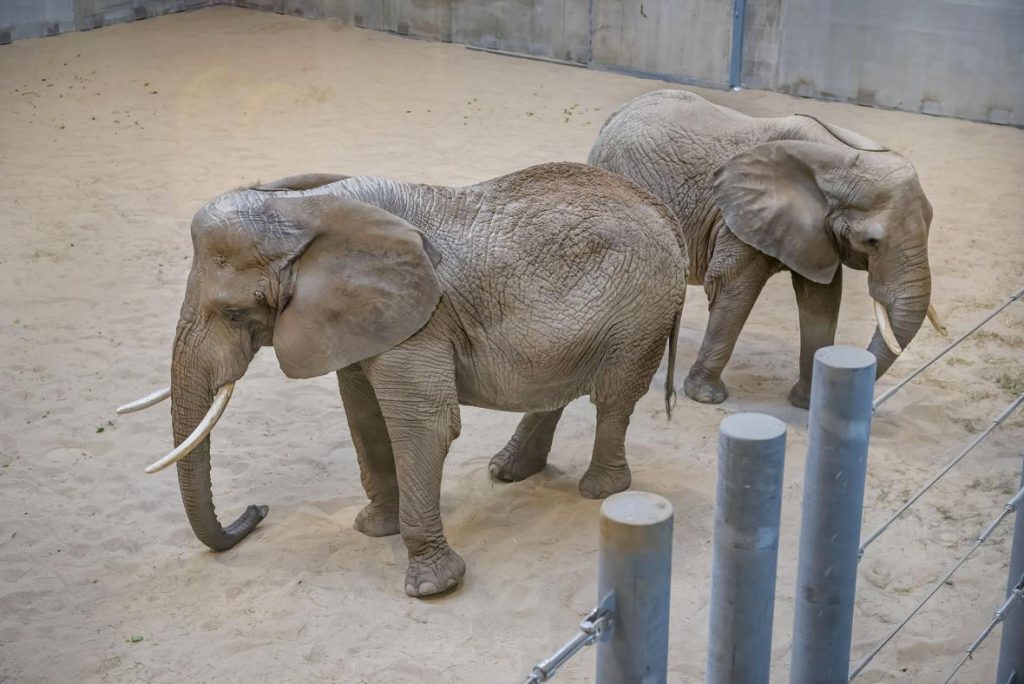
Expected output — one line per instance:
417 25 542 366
0 0 76 44
591 0 733 87
452 0 589 63
739 0 782 91
1 0 217 44
774 0 1024 125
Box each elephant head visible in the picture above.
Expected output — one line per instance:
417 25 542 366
712 140 939 376
121 189 442 550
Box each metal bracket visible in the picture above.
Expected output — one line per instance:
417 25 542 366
523 591 616 683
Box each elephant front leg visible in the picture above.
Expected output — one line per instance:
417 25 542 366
789 268 843 409
337 366 400 538
685 267 771 404
489 409 564 482
367 346 466 598
579 402 633 499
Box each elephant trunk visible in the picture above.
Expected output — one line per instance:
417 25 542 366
867 263 931 377
170 333 266 551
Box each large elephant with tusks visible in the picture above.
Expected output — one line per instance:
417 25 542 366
119 163 687 597
589 89 945 408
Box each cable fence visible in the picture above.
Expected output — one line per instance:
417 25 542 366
848 285 1024 682
518 286 1022 682
859 393 1024 560
943 571 1024 684
873 284 1024 410
850 479 1024 679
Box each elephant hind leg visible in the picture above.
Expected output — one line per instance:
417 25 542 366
579 402 633 499
489 408 565 482
578 323 671 499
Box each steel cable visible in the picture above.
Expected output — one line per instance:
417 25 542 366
873 285 1024 411
859 394 1024 559
849 483 1024 680
942 571 1024 683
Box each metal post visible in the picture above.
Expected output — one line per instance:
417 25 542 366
707 413 787 684
728 0 747 89
998 456 1024 684
791 345 876 684
596 491 674 684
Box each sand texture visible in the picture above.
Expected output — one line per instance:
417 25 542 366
2 7 1023 682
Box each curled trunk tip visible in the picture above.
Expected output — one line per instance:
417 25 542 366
170 379 266 551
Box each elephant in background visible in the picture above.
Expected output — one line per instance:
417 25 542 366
120 162 687 597
589 89 944 408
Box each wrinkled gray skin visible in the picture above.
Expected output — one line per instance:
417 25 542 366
589 90 934 407
169 162 687 597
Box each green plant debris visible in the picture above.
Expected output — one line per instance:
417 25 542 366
128 635 143 643
997 371 1024 395
972 330 1005 344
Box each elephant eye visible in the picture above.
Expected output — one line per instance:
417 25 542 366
224 308 247 322
866 238 880 248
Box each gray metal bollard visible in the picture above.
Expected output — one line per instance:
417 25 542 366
791 345 876 684
707 413 787 684
597 491 674 684
997 457 1024 684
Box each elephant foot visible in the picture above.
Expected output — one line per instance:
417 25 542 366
488 442 547 482
405 545 466 598
788 380 812 409
579 463 631 500
354 499 400 538
683 370 728 404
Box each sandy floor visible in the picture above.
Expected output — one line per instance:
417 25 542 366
1 6 1023 682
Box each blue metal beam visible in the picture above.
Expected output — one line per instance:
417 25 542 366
729 0 747 88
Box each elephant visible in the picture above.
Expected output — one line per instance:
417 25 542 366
588 89 945 408
119 162 688 597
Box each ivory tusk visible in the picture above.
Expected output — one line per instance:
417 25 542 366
117 386 171 415
145 383 234 474
927 303 948 336
873 299 902 356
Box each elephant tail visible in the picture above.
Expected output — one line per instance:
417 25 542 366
664 307 682 420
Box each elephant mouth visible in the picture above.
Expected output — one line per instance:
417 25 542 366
873 298 903 355
872 298 947 357
117 382 235 474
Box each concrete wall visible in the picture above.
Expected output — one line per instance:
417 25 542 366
228 0 1021 125
590 0 733 87
4 0 1021 125
740 0 784 92
766 0 1024 126
0 0 218 44
230 0 592 63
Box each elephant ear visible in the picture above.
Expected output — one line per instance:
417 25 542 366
268 195 442 379
712 141 844 284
